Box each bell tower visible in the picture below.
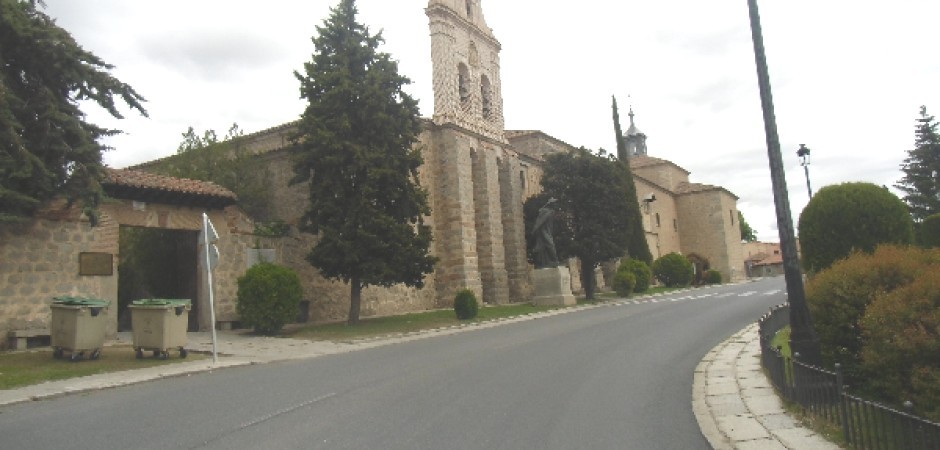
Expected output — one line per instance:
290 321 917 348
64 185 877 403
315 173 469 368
426 0 506 142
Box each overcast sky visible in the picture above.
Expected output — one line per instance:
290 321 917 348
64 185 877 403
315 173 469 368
43 0 940 242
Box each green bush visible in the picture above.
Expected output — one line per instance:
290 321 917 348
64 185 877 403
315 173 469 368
918 213 940 248
806 246 940 383
454 288 478 320
703 270 722 285
861 272 940 421
798 182 914 272
652 253 693 287
236 262 302 336
612 270 636 297
619 259 652 293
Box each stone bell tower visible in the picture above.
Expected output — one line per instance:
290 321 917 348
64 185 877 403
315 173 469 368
423 0 528 306
426 0 506 143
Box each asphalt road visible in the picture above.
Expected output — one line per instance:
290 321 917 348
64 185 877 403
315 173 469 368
0 277 787 450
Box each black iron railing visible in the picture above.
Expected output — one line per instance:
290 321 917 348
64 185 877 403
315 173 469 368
758 304 940 449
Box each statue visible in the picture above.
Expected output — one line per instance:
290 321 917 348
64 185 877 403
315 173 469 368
532 197 559 268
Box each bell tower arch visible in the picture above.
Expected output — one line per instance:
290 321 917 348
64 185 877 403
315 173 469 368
426 0 506 142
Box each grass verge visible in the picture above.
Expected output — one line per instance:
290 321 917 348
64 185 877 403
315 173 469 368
0 345 206 390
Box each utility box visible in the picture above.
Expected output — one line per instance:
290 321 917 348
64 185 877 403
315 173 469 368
50 297 111 361
129 299 191 359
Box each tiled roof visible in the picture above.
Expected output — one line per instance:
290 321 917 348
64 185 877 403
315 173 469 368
103 168 237 207
676 181 722 195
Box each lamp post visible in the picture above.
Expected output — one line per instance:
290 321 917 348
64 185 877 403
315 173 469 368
746 0 821 364
797 144 813 199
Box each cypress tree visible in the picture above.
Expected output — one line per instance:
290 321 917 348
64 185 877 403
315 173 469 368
611 96 653 264
291 0 436 325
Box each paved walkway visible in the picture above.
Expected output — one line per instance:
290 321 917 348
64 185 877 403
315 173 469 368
693 324 839 449
1 300 838 449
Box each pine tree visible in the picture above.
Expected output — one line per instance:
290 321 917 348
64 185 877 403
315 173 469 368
611 96 653 264
896 106 940 222
0 0 147 223
291 0 436 325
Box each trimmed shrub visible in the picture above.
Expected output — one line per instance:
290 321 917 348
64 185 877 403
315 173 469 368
619 259 652 293
806 245 940 382
919 213 940 248
861 273 940 421
798 182 914 272
454 288 478 320
612 270 636 297
703 270 722 285
236 262 302 336
652 253 693 287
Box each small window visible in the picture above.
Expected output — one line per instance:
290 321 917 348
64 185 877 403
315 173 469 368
519 170 526 190
673 219 678 232
730 210 735 225
655 213 661 228
466 0 473 18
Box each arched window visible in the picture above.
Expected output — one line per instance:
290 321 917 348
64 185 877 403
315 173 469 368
481 75 492 119
457 64 471 106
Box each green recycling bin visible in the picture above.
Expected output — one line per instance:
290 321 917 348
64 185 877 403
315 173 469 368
129 299 191 359
50 297 111 362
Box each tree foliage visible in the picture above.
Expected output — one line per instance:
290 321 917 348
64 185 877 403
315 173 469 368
919 213 940 248
290 0 435 325
896 106 940 222
798 182 913 272
738 211 757 242
525 148 634 299
0 0 147 222
148 124 273 222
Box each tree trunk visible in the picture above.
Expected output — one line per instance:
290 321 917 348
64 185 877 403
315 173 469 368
581 260 596 300
348 276 362 326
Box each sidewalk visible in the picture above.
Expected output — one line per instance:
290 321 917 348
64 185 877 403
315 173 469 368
693 324 840 449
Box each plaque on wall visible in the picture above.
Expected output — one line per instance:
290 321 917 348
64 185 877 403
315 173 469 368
79 252 113 276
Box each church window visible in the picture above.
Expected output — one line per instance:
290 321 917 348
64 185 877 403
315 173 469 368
466 0 473 19
519 170 526 190
730 210 735 225
458 64 471 106
655 213 661 228
673 219 678 232
481 75 493 119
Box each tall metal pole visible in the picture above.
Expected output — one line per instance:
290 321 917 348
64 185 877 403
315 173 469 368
746 0 821 363
802 164 812 198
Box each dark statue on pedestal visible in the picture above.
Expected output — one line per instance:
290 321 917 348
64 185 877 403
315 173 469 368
532 197 559 269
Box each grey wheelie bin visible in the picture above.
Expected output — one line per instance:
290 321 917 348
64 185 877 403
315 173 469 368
50 297 111 361
129 299 191 359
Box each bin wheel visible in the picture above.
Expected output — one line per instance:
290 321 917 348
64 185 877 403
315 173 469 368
159 351 169 360
70 352 83 362
90 349 101 360
135 349 144 359
179 348 188 358
53 348 64 359
152 350 161 358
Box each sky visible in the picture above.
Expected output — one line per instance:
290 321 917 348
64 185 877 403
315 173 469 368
42 0 940 242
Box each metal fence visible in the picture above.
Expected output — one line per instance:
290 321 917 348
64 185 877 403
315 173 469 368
758 304 940 449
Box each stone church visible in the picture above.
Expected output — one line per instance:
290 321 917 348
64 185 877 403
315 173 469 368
0 0 744 347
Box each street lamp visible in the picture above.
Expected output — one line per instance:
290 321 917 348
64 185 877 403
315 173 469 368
746 0 821 364
797 144 813 199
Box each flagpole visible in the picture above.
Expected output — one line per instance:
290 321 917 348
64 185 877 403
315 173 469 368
203 212 219 363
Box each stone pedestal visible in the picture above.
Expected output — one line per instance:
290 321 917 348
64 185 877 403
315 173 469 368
532 266 576 306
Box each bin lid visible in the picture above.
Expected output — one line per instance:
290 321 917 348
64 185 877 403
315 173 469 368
52 296 111 307
131 299 192 307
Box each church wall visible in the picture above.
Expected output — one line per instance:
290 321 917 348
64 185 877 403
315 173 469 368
676 190 745 283
634 178 682 260
498 154 531 302
471 144 509 304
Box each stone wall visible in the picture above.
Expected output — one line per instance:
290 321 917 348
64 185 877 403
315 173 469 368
634 176 682 261
676 189 745 282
